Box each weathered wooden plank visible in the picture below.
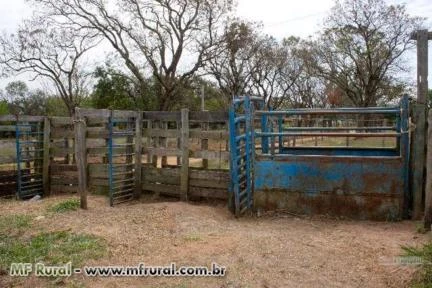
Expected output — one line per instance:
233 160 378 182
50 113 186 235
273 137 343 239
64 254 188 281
87 127 109 138
50 117 73 126
88 178 109 187
191 151 230 161
51 175 79 185
424 110 432 230
43 117 51 196
134 113 143 199
142 183 181 196
0 115 44 122
0 156 16 164
181 109 189 201
189 130 229 140
189 112 228 122
189 169 230 181
112 110 138 118
189 187 227 200
0 115 16 122
50 164 77 172
189 179 228 189
143 111 181 121
51 127 75 138
412 104 427 219
50 185 78 194
74 108 88 209
143 148 182 157
86 117 109 126
87 147 127 155
0 126 17 132
143 129 180 138
50 147 75 157
144 174 180 185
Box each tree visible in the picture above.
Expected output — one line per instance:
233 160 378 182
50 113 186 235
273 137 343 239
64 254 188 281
0 17 98 115
250 37 304 109
206 20 260 102
3 81 48 115
306 0 423 107
32 0 232 110
91 66 148 110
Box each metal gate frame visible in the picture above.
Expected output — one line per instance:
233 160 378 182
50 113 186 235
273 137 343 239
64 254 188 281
15 120 44 199
229 95 411 220
108 112 137 206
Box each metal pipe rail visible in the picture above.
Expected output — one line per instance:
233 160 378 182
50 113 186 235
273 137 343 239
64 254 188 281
282 126 397 132
256 132 401 138
255 107 401 116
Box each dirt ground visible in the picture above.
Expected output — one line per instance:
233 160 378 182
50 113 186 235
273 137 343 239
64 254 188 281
0 195 429 288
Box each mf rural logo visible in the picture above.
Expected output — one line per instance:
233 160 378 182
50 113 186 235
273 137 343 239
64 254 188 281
9 262 77 277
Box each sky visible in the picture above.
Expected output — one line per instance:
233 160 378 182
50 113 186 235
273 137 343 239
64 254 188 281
0 0 431 90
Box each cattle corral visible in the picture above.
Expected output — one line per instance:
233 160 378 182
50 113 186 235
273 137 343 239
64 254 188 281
0 100 431 288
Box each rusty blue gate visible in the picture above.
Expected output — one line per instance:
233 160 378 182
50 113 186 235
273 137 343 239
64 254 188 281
229 96 410 220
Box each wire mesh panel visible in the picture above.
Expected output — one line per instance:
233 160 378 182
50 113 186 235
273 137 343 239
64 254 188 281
15 121 44 199
108 114 136 206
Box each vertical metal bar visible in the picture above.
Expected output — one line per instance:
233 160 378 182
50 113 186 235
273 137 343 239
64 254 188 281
244 96 252 210
229 105 240 216
261 112 268 154
278 115 283 153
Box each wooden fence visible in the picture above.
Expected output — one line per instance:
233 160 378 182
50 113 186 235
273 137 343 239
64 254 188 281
0 109 230 202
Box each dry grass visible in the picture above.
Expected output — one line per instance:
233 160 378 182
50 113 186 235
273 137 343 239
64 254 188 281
0 195 428 288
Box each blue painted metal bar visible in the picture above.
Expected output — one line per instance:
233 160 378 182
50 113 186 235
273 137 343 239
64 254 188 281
15 121 44 200
278 115 283 154
256 132 400 138
256 107 400 116
283 126 397 131
244 96 253 209
228 106 240 215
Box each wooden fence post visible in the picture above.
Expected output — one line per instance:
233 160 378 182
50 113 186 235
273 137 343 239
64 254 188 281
134 112 143 199
424 110 432 230
42 117 51 196
412 30 429 219
74 108 88 209
180 109 189 201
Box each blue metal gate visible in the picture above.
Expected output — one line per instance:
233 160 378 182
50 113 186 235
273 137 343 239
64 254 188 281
229 95 411 220
108 113 136 206
15 120 44 199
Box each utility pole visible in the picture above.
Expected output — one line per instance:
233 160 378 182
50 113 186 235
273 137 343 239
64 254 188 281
410 30 431 221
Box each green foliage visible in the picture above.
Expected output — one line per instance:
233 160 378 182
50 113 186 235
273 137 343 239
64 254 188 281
48 199 80 213
0 231 106 270
0 100 8 115
0 214 32 236
91 66 158 110
402 243 432 287
0 213 105 271
4 81 49 115
46 97 69 116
